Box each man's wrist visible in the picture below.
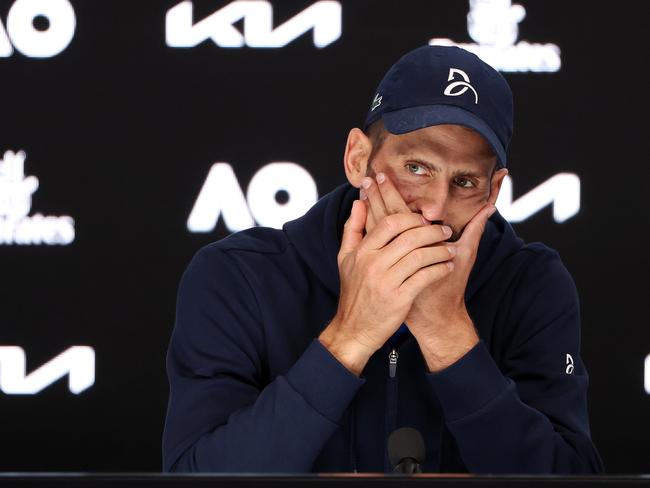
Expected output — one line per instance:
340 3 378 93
318 321 373 376
416 310 479 373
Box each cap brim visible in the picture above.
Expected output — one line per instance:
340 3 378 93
382 105 507 168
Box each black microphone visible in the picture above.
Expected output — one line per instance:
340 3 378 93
387 427 426 474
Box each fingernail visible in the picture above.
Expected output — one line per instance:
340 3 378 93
447 245 457 256
420 215 429 225
446 261 455 271
359 189 367 200
442 226 452 237
376 172 386 184
362 177 372 189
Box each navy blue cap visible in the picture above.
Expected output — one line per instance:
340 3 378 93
364 45 513 167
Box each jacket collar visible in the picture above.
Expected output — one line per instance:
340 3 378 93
284 183 356 297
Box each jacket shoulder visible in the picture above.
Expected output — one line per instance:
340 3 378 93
179 227 292 298
209 227 290 255
518 241 560 261
507 241 575 297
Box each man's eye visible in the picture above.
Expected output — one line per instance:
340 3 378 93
406 163 427 175
454 177 474 188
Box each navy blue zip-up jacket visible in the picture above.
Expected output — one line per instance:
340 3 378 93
163 183 603 473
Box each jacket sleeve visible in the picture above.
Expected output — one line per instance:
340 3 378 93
426 250 604 474
162 245 364 472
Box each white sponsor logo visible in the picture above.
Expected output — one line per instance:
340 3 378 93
565 354 574 375
645 355 650 395
370 93 382 112
189 168 577 236
0 346 95 395
0 0 75 58
496 173 580 223
0 150 75 245
444 68 479 104
166 1 342 49
188 162 318 233
430 0 561 73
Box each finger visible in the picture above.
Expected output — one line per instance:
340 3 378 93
376 172 411 216
458 203 497 253
400 261 454 299
338 200 367 263
389 244 456 287
362 176 388 225
380 224 453 268
361 213 431 251
365 201 377 234
359 187 378 235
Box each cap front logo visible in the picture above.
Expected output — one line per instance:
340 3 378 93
444 68 479 104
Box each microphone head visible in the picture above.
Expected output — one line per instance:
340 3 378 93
387 427 426 468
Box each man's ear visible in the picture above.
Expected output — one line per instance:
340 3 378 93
487 167 509 205
343 128 372 188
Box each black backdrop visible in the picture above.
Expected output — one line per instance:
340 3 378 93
1 0 648 474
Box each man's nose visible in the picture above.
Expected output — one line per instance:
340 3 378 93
417 182 449 223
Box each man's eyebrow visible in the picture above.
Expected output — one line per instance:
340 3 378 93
404 156 489 179
450 169 488 179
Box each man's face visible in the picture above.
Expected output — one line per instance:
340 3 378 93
350 124 506 241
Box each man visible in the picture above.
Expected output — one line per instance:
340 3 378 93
162 45 603 473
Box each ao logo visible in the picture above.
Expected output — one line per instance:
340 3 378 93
188 162 318 233
189 164 580 234
0 0 75 58
166 1 341 49
0 346 95 395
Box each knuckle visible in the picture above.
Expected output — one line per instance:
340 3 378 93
414 248 428 267
425 262 448 280
398 232 414 249
405 274 424 294
384 213 400 228
418 226 435 244
435 246 451 262
385 213 406 230
380 216 395 234
413 213 427 225
401 251 418 270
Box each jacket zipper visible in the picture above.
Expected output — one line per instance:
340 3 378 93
385 345 400 471
388 348 399 378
